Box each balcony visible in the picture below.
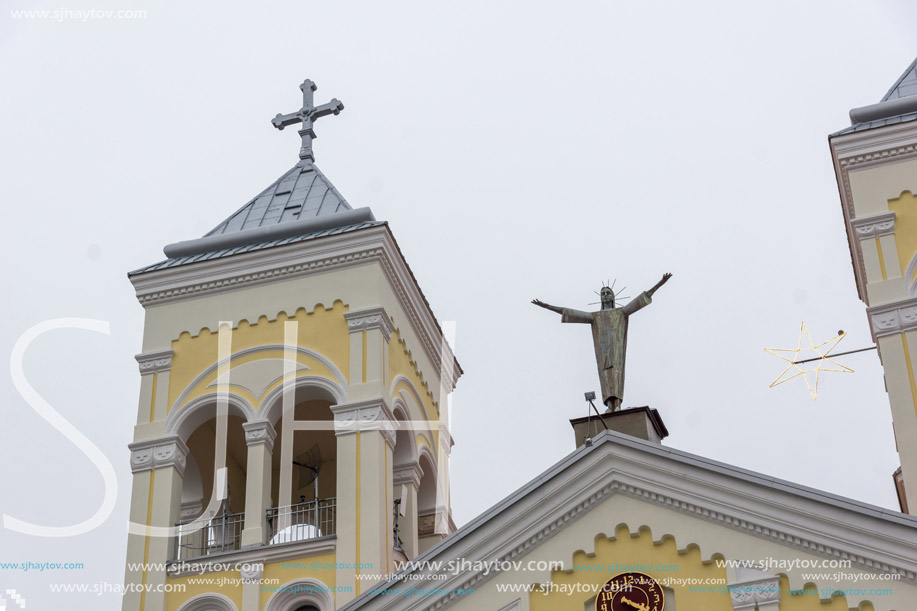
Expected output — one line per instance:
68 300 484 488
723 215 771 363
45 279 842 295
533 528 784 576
174 510 245 561
172 498 336 561
266 498 336 544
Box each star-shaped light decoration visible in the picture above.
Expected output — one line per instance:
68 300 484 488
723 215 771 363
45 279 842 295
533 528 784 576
764 322 853 400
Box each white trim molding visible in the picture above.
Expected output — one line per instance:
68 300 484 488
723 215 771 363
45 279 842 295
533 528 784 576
129 436 190 476
170 343 347 414
264 577 335 611
331 398 397 446
852 211 896 238
867 296 917 337
345 306 395 342
177 593 238 611
242 420 277 451
168 538 336 578
135 349 174 375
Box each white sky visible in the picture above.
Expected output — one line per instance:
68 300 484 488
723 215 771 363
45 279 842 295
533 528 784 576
1 1 916 608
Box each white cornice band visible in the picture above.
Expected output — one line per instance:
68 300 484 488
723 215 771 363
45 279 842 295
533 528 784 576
129 226 462 390
135 349 174 375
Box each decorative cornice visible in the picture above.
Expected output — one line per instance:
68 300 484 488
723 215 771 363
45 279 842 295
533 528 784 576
393 462 423 488
128 436 189 476
837 143 917 168
728 577 781 610
130 226 462 392
344 306 395 342
612 481 916 583
242 421 277 451
331 399 396 446
867 296 917 337
135 349 174 375
852 211 896 238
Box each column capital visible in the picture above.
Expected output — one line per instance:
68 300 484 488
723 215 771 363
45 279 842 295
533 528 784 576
331 398 396 446
868 296 917 337
128 435 189 476
344 306 395 342
135 349 174 375
393 462 423 488
852 210 896 238
726 563 780 610
242 420 277 451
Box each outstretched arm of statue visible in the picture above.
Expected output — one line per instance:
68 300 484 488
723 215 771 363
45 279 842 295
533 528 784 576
646 272 673 298
531 299 564 315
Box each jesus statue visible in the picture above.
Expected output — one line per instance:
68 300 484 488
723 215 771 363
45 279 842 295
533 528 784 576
532 273 672 411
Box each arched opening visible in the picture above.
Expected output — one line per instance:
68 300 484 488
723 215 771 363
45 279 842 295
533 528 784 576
417 448 439 554
175 411 249 559
391 406 419 556
266 385 339 545
177 593 238 611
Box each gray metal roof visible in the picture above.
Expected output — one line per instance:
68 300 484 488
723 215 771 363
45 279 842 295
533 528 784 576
130 157 381 275
130 220 384 275
832 110 917 136
834 56 917 136
882 56 917 102
205 161 351 236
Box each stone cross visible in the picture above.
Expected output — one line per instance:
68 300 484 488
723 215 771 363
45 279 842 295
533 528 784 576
272 79 344 163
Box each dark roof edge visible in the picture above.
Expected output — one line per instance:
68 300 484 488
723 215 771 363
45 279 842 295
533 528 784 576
849 94 917 126
162 207 376 258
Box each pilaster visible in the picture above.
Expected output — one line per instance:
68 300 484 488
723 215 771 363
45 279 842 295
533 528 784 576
124 436 188 611
393 462 422 558
241 421 276 547
332 398 397 602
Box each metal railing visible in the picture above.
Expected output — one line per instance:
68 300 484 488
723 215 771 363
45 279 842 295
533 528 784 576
266 498 336 545
173 510 245 560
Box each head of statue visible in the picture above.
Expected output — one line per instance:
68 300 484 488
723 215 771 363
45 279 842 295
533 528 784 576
600 286 615 310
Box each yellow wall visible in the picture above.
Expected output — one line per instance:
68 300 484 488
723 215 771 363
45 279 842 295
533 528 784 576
168 302 350 415
389 330 440 422
261 551 339 608
889 190 917 280
531 525 729 611
530 525 872 611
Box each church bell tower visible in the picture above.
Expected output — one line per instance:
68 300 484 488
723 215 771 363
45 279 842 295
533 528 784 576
830 57 917 515
122 79 461 611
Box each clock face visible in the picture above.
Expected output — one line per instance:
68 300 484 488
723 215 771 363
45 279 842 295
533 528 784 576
595 572 664 611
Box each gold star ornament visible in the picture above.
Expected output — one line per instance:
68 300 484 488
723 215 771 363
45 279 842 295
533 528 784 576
764 322 853 400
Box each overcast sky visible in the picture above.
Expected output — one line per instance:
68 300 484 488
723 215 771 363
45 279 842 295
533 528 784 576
2 1 916 608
